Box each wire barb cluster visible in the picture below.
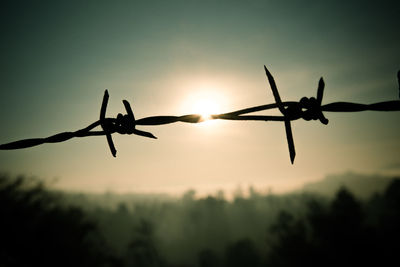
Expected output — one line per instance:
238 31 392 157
99 90 157 157
1 66 399 164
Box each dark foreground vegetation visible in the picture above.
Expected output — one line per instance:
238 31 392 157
1 174 399 267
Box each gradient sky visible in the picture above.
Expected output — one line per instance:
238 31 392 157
0 0 399 196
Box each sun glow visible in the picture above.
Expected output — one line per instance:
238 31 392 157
193 98 221 121
182 88 226 123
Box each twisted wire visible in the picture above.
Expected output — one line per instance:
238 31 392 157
1 66 399 163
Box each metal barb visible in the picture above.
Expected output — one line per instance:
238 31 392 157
264 65 296 164
100 90 117 157
397 70 400 99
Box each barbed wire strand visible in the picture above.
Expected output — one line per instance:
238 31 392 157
0 66 399 163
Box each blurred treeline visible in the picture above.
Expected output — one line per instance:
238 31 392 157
1 174 399 267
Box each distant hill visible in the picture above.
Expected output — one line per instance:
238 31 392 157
60 191 176 210
302 172 396 198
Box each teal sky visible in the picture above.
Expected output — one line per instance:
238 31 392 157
0 0 399 195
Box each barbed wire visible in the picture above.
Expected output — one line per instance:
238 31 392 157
1 66 399 164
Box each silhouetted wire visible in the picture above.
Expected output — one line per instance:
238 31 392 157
1 66 399 163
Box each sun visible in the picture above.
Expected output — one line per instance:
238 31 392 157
180 83 228 125
193 97 221 121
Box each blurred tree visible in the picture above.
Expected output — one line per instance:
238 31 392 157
124 219 161 267
266 187 382 267
182 190 196 202
375 178 400 265
198 249 220 267
0 174 119 267
224 239 261 267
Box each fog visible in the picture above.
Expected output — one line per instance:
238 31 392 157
1 172 399 266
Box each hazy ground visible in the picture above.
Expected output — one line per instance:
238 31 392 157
1 172 399 267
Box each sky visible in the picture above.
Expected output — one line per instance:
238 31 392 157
0 0 399 196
